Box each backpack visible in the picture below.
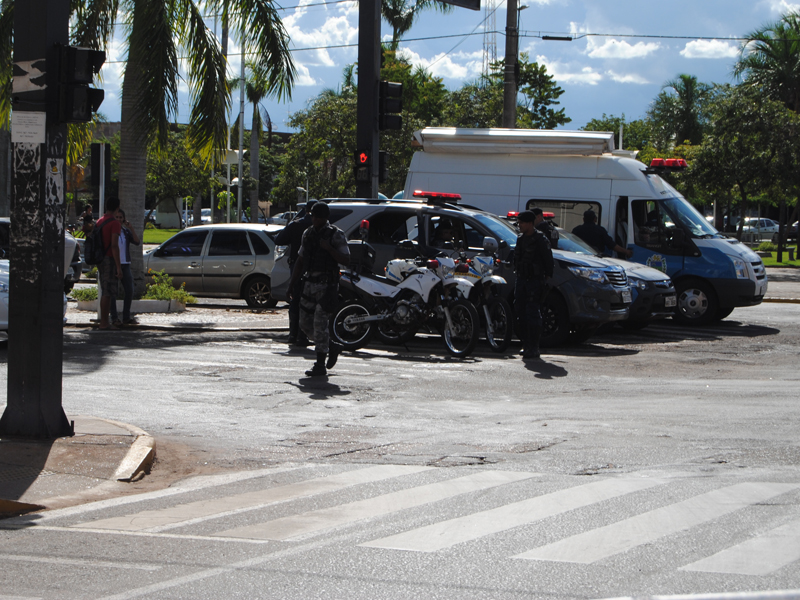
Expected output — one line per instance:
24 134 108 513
83 219 110 266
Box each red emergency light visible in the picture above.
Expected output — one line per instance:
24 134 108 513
412 190 461 201
647 157 688 174
543 211 555 218
507 211 519 218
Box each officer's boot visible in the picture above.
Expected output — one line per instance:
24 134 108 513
305 353 327 377
523 322 541 360
326 342 343 369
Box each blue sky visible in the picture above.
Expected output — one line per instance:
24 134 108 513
98 0 798 133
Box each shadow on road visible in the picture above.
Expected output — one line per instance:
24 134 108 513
523 359 569 378
595 318 781 347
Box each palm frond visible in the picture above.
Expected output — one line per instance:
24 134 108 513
230 0 296 102
176 0 229 165
72 0 120 50
67 119 101 166
124 0 180 149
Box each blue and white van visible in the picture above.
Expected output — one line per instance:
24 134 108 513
404 128 767 324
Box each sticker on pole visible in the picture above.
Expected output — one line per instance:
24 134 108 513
11 112 46 144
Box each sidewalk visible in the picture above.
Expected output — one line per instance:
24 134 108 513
0 416 155 517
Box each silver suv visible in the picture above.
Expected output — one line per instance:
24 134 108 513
144 224 282 307
271 197 634 346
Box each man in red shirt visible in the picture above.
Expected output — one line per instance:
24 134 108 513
95 196 123 330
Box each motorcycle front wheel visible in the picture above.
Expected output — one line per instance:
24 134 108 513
484 297 513 353
442 298 480 357
330 301 374 351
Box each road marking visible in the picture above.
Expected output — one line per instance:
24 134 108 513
217 470 536 541
0 553 161 571
514 482 800 564
680 517 800 575
73 465 431 532
361 475 664 552
2 465 309 526
0 595 43 600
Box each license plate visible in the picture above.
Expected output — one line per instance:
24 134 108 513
665 295 677 307
621 289 632 303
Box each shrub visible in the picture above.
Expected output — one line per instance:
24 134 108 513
70 286 98 301
87 265 98 278
757 242 778 252
144 222 156 230
143 269 197 304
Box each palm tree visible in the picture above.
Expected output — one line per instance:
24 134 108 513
647 74 712 148
71 0 295 293
230 60 281 224
734 12 800 113
381 0 453 50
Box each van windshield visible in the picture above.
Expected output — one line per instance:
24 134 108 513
556 229 598 255
471 213 520 248
657 197 719 238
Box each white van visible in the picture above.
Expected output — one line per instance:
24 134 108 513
404 128 767 325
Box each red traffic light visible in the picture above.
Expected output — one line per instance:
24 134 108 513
355 150 371 166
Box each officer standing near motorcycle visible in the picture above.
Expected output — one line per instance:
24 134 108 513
275 200 316 346
514 210 554 360
288 202 350 377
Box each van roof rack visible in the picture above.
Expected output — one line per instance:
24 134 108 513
413 128 615 156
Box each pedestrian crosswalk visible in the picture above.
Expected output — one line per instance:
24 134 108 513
58 465 800 577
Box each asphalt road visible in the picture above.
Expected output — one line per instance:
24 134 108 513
1 302 800 599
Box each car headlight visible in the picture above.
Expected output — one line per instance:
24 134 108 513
731 257 748 279
568 266 607 284
631 279 649 291
275 245 288 261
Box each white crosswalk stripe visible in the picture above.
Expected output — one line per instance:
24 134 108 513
513 482 800 564
361 475 665 552
74 464 431 532
217 470 536 541
680 517 800 575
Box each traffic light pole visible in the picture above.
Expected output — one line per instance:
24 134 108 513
355 0 381 199
0 0 72 438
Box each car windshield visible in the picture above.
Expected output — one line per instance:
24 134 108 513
658 197 718 238
556 229 599 255
470 213 520 248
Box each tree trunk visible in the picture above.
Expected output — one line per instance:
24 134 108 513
119 51 149 297
777 197 786 262
0 129 9 217
193 193 201 227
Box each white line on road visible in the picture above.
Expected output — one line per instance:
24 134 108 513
217 470 537 541
680 517 800 575
361 475 664 552
73 464 431 533
514 482 800 564
0 553 161 571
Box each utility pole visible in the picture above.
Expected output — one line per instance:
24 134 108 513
0 0 72 437
502 0 518 128
355 0 381 199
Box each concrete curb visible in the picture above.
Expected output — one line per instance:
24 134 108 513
66 323 289 333
762 297 800 304
0 499 45 517
91 417 157 482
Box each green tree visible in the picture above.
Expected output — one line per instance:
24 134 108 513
381 0 453 50
647 74 714 149
442 57 570 129
691 85 800 239
734 11 800 113
581 114 653 152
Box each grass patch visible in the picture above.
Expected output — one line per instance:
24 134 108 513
142 228 180 245
761 246 799 268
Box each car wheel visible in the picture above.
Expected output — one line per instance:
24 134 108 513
540 293 570 347
243 276 277 308
673 279 718 326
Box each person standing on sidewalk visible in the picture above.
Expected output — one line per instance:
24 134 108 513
95 197 123 330
110 209 141 326
275 200 316 346
287 202 350 377
514 210 554 360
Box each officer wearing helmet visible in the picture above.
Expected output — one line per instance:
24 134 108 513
287 202 350 377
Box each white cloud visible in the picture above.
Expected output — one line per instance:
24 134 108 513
283 11 359 67
766 0 800 13
605 70 649 84
537 55 602 85
586 39 660 59
398 48 482 80
680 39 739 59
294 63 317 87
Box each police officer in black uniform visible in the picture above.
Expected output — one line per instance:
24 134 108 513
275 200 316 346
531 207 559 249
572 209 633 258
514 210 554 360
287 202 350 377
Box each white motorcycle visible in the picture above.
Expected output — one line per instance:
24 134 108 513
455 237 514 353
330 236 480 357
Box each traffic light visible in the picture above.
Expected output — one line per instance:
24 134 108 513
378 151 389 183
379 81 402 130
57 45 105 123
354 149 371 182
